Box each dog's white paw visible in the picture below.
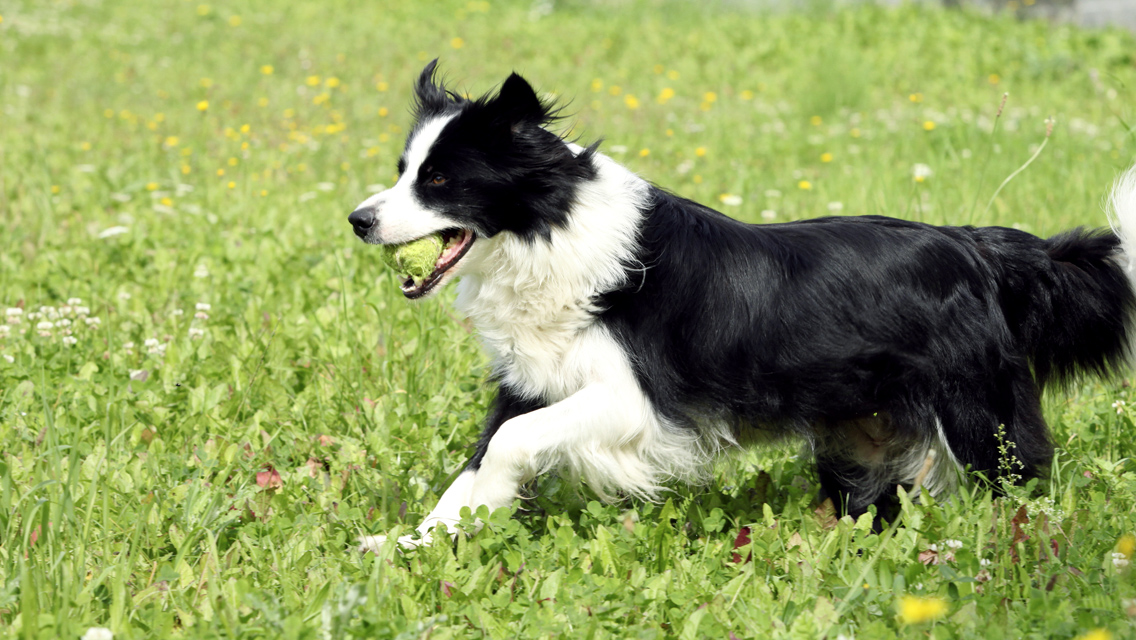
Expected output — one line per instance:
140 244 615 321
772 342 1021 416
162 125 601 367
357 531 431 554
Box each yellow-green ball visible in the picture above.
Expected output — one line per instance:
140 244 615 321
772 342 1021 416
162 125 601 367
380 234 444 280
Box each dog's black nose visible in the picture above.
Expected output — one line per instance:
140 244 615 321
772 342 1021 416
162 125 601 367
348 208 375 238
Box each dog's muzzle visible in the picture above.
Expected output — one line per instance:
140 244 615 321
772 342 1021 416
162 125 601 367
348 207 376 239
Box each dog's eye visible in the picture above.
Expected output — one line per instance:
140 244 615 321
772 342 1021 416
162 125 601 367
430 173 447 186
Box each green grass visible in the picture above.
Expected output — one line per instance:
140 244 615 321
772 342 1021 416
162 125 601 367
3 0 1136 637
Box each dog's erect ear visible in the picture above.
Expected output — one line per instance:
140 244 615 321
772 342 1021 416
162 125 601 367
489 72 549 130
414 59 450 116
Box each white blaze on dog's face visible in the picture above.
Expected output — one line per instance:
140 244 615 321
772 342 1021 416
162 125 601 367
350 114 458 245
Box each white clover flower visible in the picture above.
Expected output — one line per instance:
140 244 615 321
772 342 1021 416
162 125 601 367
1113 400 1126 414
5 308 22 321
67 297 82 306
196 302 211 311
944 539 963 550
195 312 209 320
827 201 845 212
979 558 992 567
75 306 90 316
123 341 135 353
912 163 934 182
62 336 78 346
1113 552 1129 569
2 354 13 364
761 210 777 221
718 194 743 207
172 308 184 316
42 306 59 320
194 265 210 278
0 325 8 336
85 316 101 327
36 321 54 331
57 318 72 328
764 189 782 199
81 627 113 640
188 327 205 339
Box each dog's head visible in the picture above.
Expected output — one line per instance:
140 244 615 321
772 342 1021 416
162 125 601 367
348 60 597 299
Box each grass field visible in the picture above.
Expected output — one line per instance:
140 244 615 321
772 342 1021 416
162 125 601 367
3 0 1136 637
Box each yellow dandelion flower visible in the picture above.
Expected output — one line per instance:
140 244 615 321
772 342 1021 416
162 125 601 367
306 75 321 87
196 100 209 112
695 147 707 157
240 124 250 134
181 165 191 174
260 189 268 196
154 113 165 122
227 181 235 189
228 157 238 166
260 65 274 75
165 136 179 146
665 129 674 136
228 15 241 26
374 81 388 92
51 185 61 194
326 77 340 88
624 95 640 110
798 180 812 190
196 4 210 16
988 73 1000 85
639 148 650 157
80 142 92 151
810 115 823 126
1075 630 1112 640
241 141 249 150
146 182 159 191
740 90 754 100
216 168 225 177
703 91 717 103
667 70 680 80
160 197 173 206
451 37 464 49
591 78 603 92
1118 534 1136 558
0 15 4 23
821 152 833 163
923 121 936 131
657 87 675 104
609 85 622 96
898 596 947 625
693 174 703 184
909 93 924 103
378 107 390 117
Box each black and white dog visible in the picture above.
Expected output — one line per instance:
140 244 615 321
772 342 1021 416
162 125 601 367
350 61 1136 550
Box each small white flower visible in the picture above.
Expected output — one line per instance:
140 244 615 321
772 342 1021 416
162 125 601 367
764 189 782 199
75 306 90 316
2 354 14 364
961 148 973 159
6 308 22 317
979 558 992 567
316 181 336 192
172 309 184 317
0 325 8 336
718 194 743 207
123 341 135 353
913 583 924 590
609 145 628 154
62 336 78 346
188 327 205 339
85 317 101 327
1113 400 1126 414
944 539 963 550
1113 552 1129 569
36 321 54 331
196 302 212 311
98 226 130 239
827 201 844 212
912 163 934 181
42 306 59 320
57 318 72 328
761 210 777 221
195 312 210 320
193 265 210 278
81 627 113 640
67 297 83 306
118 292 131 301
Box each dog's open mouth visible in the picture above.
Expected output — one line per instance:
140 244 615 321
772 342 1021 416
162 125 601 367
400 228 476 299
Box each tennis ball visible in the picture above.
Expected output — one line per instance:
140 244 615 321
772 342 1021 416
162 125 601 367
380 234 444 280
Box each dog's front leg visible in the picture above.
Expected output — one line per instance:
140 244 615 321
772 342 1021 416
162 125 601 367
361 380 647 552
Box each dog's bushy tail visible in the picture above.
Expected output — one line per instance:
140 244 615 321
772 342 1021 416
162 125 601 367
989 165 1136 390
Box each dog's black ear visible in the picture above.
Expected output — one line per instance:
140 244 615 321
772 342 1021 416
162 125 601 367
414 59 450 116
490 72 550 130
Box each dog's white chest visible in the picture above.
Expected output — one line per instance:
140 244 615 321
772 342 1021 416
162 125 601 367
456 275 603 402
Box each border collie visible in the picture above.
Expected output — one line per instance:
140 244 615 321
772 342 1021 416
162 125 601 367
350 61 1136 551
